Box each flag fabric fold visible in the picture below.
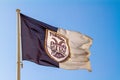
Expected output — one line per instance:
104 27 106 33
20 13 92 71
57 28 92 71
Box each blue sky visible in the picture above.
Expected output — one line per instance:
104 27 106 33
0 0 120 80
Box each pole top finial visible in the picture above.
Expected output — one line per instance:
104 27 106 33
16 9 21 13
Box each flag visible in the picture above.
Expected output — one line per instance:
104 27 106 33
20 13 92 71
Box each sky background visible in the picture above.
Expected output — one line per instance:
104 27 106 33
0 0 120 80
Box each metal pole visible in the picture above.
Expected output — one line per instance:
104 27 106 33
16 9 21 80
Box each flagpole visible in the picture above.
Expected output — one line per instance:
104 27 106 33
16 9 21 80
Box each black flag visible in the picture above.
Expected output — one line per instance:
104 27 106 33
21 13 59 67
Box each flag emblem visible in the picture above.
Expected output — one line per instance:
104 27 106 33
45 29 70 62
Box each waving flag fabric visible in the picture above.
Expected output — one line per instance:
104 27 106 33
20 13 92 71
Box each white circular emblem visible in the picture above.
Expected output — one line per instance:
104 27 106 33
45 29 70 62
